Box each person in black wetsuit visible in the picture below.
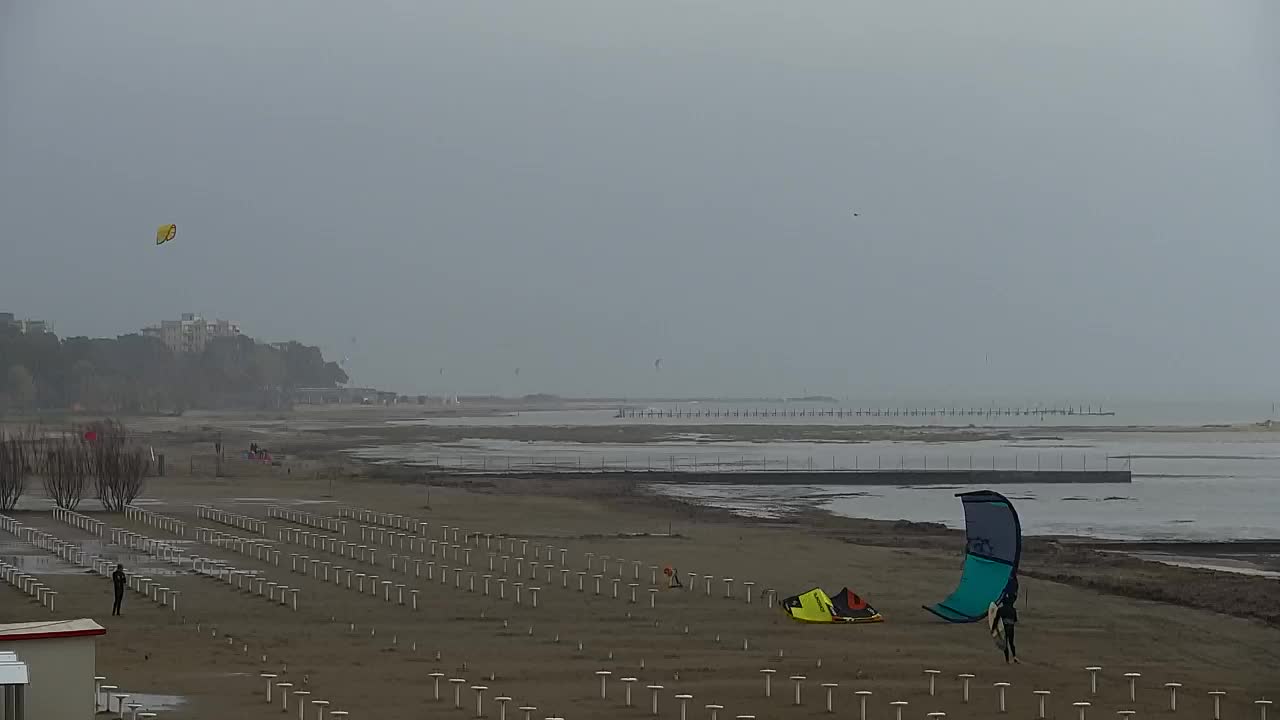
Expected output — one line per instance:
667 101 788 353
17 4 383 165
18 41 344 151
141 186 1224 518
997 587 1019 663
1004 575 1019 603
111 564 126 616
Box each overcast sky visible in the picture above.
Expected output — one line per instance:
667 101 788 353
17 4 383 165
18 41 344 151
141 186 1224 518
1 2 1276 401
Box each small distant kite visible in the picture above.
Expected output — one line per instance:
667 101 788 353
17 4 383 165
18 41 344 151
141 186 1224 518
851 212 860 217
654 358 662 371
155 223 177 245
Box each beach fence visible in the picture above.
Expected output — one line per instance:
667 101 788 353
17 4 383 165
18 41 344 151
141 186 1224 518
409 452 1130 475
616 405 1117 420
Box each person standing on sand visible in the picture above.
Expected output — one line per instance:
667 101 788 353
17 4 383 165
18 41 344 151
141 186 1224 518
997 589 1019 663
663 566 683 589
112 564 127 616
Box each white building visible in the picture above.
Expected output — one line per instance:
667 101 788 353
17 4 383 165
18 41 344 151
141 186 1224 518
0 650 30 718
0 618 104 719
141 313 241 353
0 312 51 335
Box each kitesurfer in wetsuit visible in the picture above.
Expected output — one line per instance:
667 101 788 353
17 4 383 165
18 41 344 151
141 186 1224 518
997 587 1019 663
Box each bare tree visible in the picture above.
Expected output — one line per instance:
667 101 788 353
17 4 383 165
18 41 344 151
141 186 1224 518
41 433 90 510
0 426 33 511
88 419 149 512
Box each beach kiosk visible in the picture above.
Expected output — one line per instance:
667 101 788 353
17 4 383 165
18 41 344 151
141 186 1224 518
0 619 105 719
0 650 30 718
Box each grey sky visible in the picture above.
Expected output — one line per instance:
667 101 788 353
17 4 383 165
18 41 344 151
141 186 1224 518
1 2 1276 400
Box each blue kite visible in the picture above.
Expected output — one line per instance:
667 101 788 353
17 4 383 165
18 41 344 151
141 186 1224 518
923 490 1022 623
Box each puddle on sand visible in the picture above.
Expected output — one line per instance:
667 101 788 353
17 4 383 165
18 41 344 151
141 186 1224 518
0 546 85 575
77 539 190 577
117 692 186 711
1131 552 1280 579
230 497 336 505
0 539 180 577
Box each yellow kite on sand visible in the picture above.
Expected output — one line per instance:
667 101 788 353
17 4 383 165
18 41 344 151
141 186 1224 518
782 587 884 624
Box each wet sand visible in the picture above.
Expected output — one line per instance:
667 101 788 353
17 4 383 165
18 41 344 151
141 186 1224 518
0 412 1277 719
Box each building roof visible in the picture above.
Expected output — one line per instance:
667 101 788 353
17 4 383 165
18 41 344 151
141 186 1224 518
0 619 106 642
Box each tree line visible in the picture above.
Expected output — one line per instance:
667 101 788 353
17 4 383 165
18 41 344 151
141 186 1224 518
0 326 348 413
0 421 148 512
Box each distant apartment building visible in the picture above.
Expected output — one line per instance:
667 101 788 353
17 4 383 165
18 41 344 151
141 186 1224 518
0 312 51 334
141 313 241 353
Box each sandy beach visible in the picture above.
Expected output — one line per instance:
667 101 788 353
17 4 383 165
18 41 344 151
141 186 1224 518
1 410 1279 719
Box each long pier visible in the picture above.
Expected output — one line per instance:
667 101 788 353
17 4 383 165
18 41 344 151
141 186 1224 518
616 406 1116 420
424 469 1132 485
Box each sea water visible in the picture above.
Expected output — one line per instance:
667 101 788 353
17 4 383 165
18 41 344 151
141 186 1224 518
353 429 1280 542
